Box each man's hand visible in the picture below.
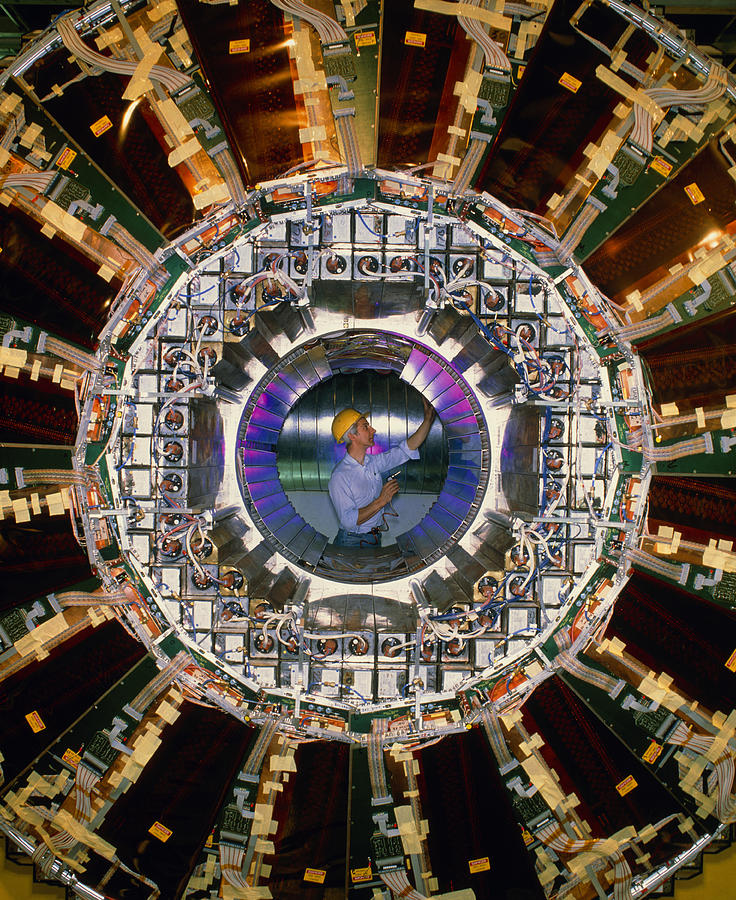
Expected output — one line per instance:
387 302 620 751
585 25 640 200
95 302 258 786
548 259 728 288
422 396 436 424
378 478 400 505
407 398 436 450
356 477 400 525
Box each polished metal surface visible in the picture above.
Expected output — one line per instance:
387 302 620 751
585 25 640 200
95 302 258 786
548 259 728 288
235 324 493 584
277 372 447 493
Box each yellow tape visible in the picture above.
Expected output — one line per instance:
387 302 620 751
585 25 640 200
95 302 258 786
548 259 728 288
52 809 117 858
94 26 123 49
148 0 177 21
13 613 69 658
517 20 544 58
414 0 511 30
41 201 86 243
688 251 725 285
193 182 229 210
395 805 423 855
269 754 297 772
168 137 201 166
521 755 565 810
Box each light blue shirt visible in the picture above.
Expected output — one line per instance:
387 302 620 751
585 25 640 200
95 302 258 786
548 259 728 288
328 439 419 533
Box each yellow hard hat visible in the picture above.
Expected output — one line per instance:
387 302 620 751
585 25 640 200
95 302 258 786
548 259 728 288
331 408 365 443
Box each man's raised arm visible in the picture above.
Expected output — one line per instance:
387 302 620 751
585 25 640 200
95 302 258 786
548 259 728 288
407 398 436 451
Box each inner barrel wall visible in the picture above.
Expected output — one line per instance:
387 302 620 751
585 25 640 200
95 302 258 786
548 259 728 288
276 372 447 493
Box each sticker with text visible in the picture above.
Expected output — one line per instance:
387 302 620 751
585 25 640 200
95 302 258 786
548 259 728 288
642 741 663 764
468 857 491 874
149 821 172 842
229 39 250 54
90 115 113 137
558 72 581 93
404 31 427 48
354 31 376 47
616 775 637 796
25 711 46 733
351 866 372 882
684 182 705 205
725 648 736 672
62 748 81 768
650 156 673 177
57 147 77 170
304 868 326 884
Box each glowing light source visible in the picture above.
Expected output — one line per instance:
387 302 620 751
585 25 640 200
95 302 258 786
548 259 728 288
121 97 142 135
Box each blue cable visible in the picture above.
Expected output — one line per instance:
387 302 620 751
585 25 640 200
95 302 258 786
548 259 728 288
188 284 216 298
356 210 383 238
344 684 367 702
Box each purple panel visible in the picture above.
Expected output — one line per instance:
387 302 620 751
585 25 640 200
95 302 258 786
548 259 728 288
249 406 285 431
439 481 475 508
278 367 313 398
245 423 280 445
432 382 468 413
447 433 482 452
420 514 451 546
249 478 283 500
446 465 480 486
444 415 479 437
422 369 457 404
265 507 300 532
276 517 310 546
267 375 300 406
438 398 473 422
448 449 482 468
401 347 429 384
253 491 290 518
257 390 291 419
407 524 435 557
412 357 444 392
427 503 463 534
243 465 279 484
242 448 277 467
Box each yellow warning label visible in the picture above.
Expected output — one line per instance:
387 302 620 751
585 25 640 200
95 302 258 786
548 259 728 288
351 866 372 882
468 856 491 873
25 711 46 733
62 748 81 768
57 147 77 170
616 775 637 796
149 821 172 842
354 31 376 47
205 831 214 848
304 868 326 883
90 115 113 137
558 72 582 93
404 31 427 48
684 182 705 205
650 156 673 178
516 65 526 79
642 741 663 764
521 828 534 846
725 648 736 672
229 38 250 54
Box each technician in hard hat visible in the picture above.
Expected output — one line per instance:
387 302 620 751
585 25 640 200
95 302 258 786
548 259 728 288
328 399 436 547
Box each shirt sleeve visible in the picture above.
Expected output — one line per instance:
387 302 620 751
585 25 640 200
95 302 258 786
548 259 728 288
328 467 359 530
373 438 420 473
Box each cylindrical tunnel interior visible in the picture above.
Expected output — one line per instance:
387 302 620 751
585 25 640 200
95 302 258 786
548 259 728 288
277 372 447 493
